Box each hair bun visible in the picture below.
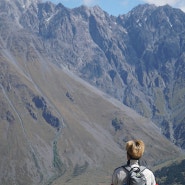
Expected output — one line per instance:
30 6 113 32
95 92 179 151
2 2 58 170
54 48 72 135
126 140 145 159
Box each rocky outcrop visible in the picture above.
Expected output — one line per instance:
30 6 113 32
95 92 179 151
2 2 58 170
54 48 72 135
32 96 61 129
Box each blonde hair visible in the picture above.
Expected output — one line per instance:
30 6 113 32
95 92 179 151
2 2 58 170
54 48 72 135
126 140 145 159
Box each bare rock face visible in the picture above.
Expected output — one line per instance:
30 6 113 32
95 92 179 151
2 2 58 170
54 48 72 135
21 2 185 149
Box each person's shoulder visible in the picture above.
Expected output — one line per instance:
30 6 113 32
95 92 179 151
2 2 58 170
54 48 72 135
113 165 126 174
143 168 153 172
142 167 155 176
113 166 123 172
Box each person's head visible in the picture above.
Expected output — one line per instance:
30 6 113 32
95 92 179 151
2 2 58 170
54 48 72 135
126 139 145 160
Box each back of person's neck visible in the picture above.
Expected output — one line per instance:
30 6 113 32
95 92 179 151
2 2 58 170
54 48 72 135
127 159 139 166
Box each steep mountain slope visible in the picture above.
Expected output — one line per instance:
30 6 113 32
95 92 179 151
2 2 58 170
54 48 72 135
15 1 185 149
0 0 184 184
118 4 185 148
1 29 182 184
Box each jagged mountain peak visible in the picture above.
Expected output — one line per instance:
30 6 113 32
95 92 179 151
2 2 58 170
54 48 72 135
90 5 106 14
0 0 41 9
131 3 156 13
72 4 108 18
126 3 156 17
124 3 184 23
0 0 42 27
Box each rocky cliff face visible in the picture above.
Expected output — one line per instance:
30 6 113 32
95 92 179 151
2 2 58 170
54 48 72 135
117 4 185 148
15 1 185 149
0 0 184 184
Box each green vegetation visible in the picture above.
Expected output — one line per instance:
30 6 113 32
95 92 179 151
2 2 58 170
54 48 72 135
53 141 66 174
45 141 67 185
72 161 89 177
155 158 185 185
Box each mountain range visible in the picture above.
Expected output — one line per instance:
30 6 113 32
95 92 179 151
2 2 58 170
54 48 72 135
0 0 184 184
